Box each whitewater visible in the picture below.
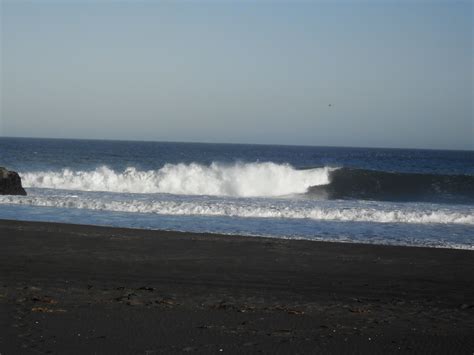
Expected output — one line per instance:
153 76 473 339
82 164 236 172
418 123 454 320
1 190 473 225
1 138 473 249
20 163 333 197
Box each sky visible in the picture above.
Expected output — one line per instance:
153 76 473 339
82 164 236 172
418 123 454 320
1 0 472 150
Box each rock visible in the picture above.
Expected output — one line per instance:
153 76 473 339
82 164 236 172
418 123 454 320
0 167 27 195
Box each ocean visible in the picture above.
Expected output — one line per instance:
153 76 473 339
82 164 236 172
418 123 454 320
1 137 473 249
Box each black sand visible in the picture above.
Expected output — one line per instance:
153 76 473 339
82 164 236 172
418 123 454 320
0 219 473 354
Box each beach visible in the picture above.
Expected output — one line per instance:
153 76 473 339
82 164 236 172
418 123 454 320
1 219 473 354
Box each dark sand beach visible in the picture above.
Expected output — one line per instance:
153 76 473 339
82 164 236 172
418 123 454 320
0 219 473 354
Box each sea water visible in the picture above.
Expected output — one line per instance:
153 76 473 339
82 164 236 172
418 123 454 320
1 137 473 249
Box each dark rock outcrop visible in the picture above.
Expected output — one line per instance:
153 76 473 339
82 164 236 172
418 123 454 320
0 167 27 195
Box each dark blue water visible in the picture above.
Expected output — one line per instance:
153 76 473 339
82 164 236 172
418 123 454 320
1 137 473 249
2 137 473 174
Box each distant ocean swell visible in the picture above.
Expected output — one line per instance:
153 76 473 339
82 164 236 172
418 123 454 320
1 194 473 225
19 162 474 203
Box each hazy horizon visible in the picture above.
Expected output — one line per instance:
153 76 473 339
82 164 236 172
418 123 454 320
3 134 474 152
1 1 472 150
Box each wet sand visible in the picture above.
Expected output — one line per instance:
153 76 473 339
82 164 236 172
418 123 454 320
0 219 473 354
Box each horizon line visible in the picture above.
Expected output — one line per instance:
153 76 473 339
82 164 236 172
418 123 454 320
1 135 472 152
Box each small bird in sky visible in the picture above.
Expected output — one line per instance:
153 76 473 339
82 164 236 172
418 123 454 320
328 104 332 107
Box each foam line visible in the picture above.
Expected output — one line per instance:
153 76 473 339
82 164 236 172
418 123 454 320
1 194 472 225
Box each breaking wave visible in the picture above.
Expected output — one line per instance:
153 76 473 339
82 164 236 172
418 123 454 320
0 194 473 225
20 163 332 197
19 163 474 203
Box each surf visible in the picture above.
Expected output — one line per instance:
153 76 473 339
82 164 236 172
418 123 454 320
20 163 333 197
1 192 473 225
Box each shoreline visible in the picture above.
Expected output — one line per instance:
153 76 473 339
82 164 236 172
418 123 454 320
1 214 472 251
1 219 473 353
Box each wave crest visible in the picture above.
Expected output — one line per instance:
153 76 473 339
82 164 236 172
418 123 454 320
21 163 332 197
309 168 474 203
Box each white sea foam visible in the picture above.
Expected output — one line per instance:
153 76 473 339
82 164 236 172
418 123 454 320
1 194 472 225
20 163 333 197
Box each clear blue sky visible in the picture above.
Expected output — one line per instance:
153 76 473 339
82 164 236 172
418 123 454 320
1 0 472 150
